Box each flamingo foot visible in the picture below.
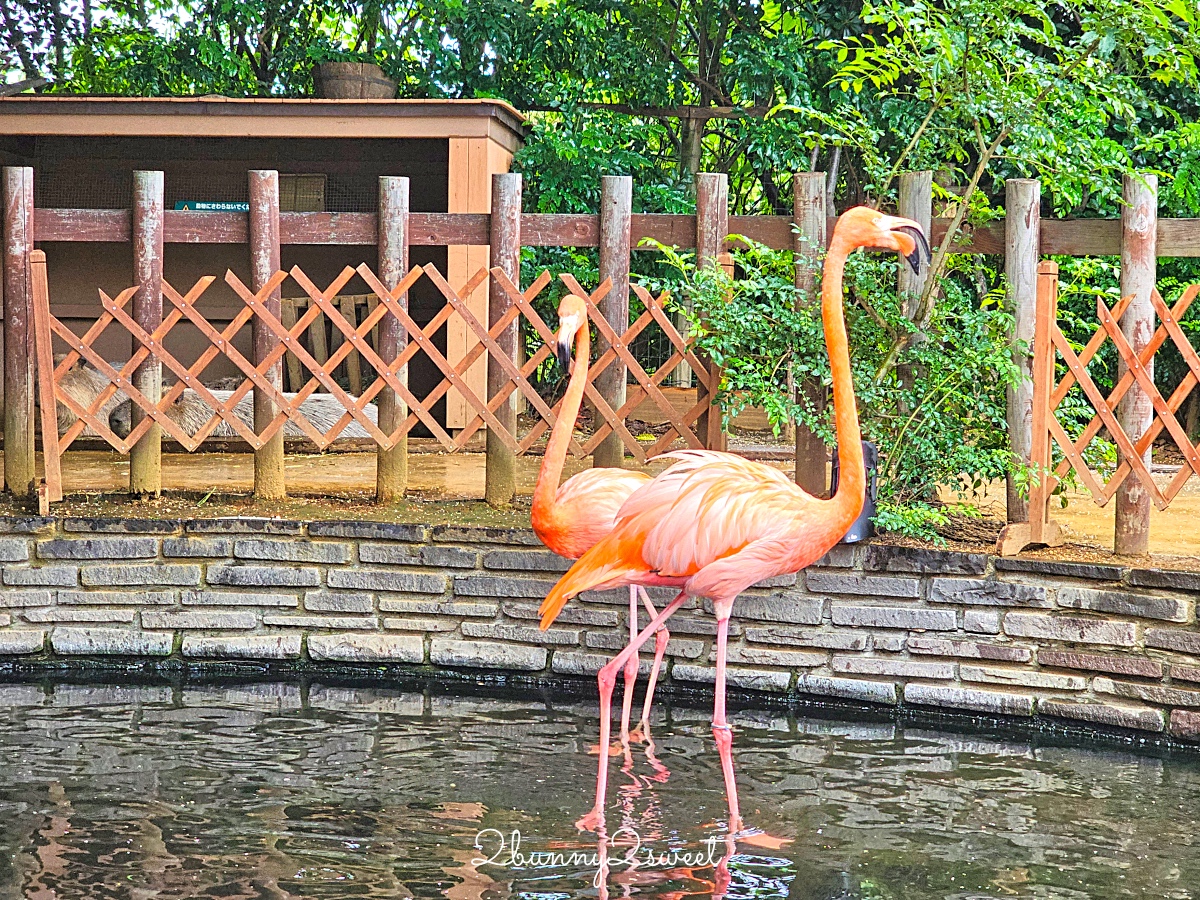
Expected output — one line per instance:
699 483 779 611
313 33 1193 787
576 807 605 833
735 829 793 850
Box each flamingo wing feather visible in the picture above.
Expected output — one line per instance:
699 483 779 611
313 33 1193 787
541 453 823 628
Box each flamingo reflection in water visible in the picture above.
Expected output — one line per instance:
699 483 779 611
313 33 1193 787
540 206 931 833
592 718 793 900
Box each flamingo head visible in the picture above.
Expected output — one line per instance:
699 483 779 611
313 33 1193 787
836 206 931 275
554 293 588 370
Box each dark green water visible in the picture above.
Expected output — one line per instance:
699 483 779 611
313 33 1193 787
0 680 1197 899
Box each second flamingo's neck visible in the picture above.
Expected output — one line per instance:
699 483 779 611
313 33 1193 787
821 234 865 525
532 322 590 522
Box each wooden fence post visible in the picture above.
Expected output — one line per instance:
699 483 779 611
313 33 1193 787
485 173 521 507
249 170 285 499
1115 173 1157 555
30 250 61 508
695 172 728 450
593 175 632 469
793 171 828 495
898 171 933 311
3 167 34 498
1005 178 1040 524
896 171 933 431
131 170 164 497
376 175 409 502
998 261 1065 556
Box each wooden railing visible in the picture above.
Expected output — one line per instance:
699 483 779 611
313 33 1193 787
26 208 1200 256
11 163 1198 543
999 261 1200 556
30 249 716 508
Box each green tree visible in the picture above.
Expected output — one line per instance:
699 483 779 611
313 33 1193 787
824 0 1199 380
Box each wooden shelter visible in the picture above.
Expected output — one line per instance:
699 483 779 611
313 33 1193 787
0 95 526 427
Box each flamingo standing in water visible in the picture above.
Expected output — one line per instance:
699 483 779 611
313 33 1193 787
539 207 930 832
531 292 672 735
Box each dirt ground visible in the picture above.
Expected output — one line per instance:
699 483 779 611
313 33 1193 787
3 440 1195 568
12 388 1197 564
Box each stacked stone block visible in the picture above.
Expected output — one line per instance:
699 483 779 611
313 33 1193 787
2 516 1200 742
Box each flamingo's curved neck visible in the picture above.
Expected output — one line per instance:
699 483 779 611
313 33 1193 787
822 233 865 524
532 320 591 521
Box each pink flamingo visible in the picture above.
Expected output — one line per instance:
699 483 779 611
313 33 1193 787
531 292 672 735
538 207 930 832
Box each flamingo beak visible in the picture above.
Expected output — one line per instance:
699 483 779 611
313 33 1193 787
893 224 931 275
556 337 572 371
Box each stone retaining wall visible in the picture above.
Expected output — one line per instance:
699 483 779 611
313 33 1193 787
2 515 1200 742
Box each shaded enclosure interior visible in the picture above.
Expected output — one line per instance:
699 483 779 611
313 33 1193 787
0 135 456 424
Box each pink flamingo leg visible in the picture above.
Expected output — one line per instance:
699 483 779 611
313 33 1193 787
639 588 669 728
619 586 640 740
711 611 743 834
577 591 688 832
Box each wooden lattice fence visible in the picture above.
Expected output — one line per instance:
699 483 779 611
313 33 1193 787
1000 261 1200 555
30 249 717 506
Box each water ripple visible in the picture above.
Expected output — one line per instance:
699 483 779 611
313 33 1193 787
0 682 1197 899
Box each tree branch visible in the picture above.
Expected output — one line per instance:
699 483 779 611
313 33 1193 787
873 35 1104 384
877 93 943 199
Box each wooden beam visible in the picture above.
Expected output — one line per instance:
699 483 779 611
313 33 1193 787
522 213 598 246
793 172 827 496
485 173 521 507
280 298 302 390
1115 173 1157 556
27 206 1200 256
249 170 285 499
3 167 35 497
594 175 632 469
130 170 164 497
524 102 771 120
35 208 131 242
340 294 362 393
165 211 246 244
281 212 375 245
1042 219 1120 256
376 176 409 503
0 96 528 147
413 213 488 246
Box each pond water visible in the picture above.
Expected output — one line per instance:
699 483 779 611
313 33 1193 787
0 680 1197 899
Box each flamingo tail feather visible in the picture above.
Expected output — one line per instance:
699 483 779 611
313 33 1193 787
539 541 645 630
